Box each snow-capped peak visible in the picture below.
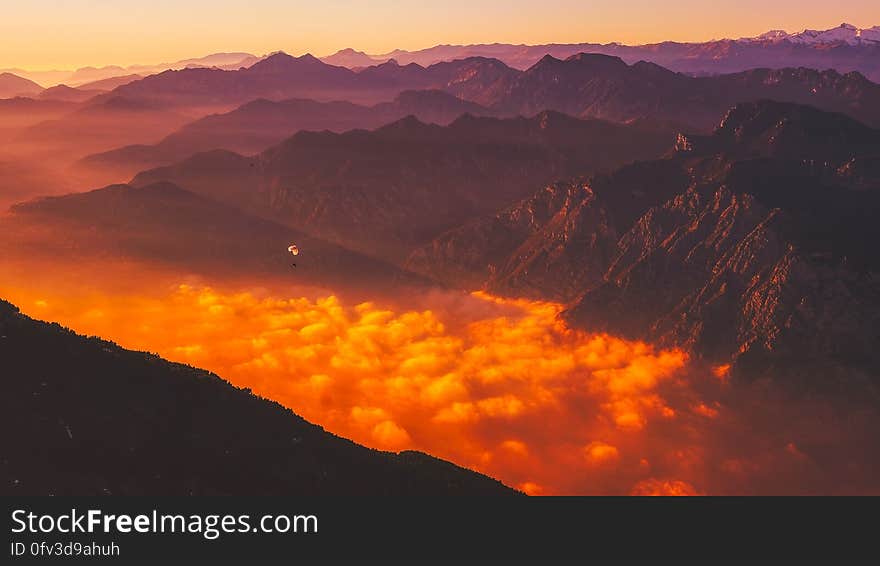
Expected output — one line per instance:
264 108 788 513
741 23 880 46
755 30 789 41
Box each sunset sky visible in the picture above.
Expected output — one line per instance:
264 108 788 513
1 0 878 70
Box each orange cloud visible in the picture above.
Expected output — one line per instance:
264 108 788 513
584 442 620 465
3 279 707 494
630 479 701 496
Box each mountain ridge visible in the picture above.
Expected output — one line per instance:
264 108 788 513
76 89 497 182
0 297 515 495
320 23 880 80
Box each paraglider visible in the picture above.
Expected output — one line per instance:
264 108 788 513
288 243 299 268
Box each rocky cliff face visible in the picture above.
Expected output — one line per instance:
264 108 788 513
408 101 880 372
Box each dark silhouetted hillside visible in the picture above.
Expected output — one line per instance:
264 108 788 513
0 299 515 495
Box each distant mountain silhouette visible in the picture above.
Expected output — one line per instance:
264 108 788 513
101 52 880 132
0 98 76 143
0 156 74 210
42 53 260 87
407 101 880 373
77 90 495 182
0 72 43 98
129 113 675 260
322 48 383 68
76 74 143 91
109 52 519 108
15 96 191 160
63 65 127 85
163 52 259 70
5 181 421 291
0 298 514 495
37 84 104 103
333 24 880 81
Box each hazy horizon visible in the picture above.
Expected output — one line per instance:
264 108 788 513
2 0 878 70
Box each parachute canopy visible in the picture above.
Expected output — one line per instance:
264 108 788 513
287 244 300 256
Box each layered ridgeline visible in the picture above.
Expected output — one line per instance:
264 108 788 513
0 299 515 495
106 52 515 108
407 101 880 374
76 90 497 181
94 51 880 130
13 95 192 160
12 50 880 177
0 72 43 98
129 112 675 260
3 181 422 292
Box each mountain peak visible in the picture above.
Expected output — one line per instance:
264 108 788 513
537 54 561 64
531 53 627 72
264 51 294 60
376 114 436 136
320 48 383 68
250 51 324 70
0 71 44 96
566 52 626 65
248 51 295 70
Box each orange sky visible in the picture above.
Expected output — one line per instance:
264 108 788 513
2 1 878 70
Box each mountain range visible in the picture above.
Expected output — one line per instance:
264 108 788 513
76 90 496 183
7 48 879 176
407 100 880 375
5 23 879 95
127 112 675 260
322 23 880 81
13 95 192 161
104 52 521 109
746 23 880 46
0 52 260 89
0 298 513 495
71 51 880 132
468 54 880 129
